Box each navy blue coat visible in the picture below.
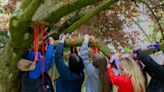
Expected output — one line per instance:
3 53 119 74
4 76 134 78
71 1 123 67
55 43 84 92
136 49 164 92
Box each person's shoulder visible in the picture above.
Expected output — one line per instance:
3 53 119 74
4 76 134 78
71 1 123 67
72 71 85 79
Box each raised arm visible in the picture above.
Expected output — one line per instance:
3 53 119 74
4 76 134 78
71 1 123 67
107 63 125 86
80 34 97 77
54 34 73 80
44 37 55 72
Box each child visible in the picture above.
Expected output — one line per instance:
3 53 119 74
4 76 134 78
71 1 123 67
54 34 84 92
80 34 112 92
107 53 146 92
17 37 55 92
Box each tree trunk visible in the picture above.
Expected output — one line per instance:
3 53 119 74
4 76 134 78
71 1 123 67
0 0 43 91
48 0 118 39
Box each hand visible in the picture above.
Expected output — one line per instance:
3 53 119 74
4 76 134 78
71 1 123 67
107 63 111 68
59 33 69 43
89 36 95 40
83 34 90 44
142 48 150 52
49 37 55 45
133 45 142 52
114 53 120 58
59 33 65 40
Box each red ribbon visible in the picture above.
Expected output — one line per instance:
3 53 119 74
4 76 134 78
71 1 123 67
91 39 98 55
72 38 75 54
41 21 46 92
34 22 39 64
34 21 46 91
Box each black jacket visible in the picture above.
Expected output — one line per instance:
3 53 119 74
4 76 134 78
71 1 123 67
20 72 54 92
136 49 164 92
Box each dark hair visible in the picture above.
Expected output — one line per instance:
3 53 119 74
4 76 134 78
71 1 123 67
92 54 112 92
68 54 84 75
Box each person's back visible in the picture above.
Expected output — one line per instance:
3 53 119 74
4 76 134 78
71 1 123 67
107 67 133 92
85 70 100 92
55 34 84 92
147 78 164 92
116 76 133 92
107 52 146 92
80 34 112 92
80 39 100 92
136 49 164 92
56 71 84 92
21 72 54 92
18 37 55 92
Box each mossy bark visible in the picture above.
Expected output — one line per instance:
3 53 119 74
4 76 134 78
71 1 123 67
44 0 101 24
0 0 43 92
54 38 164 57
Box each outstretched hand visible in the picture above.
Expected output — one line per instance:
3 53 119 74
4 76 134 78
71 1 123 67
84 34 90 44
49 37 55 45
83 34 95 44
107 62 111 68
59 33 69 43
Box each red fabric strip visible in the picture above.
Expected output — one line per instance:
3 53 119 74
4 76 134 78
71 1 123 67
41 21 46 92
34 22 39 64
91 39 98 54
72 38 75 54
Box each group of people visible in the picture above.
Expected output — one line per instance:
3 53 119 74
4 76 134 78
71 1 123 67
17 34 164 92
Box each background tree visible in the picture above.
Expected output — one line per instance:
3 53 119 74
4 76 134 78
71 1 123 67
0 0 164 92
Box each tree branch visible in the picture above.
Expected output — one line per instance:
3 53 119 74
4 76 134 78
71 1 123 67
20 0 33 11
58 11 83 32
151 2 164 9
54 37 113 57
33 0 101 23
122 12 151 42
59 0 118 34
45 0 117 39
139 0 164 40
54 38 164 57
8 0 44 66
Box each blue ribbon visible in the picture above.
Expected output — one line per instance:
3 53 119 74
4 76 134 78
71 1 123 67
133 52 137 60
155 42 160 51
147 42 161 53
147 45 155 53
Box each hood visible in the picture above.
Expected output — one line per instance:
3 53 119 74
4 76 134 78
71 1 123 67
23 51 41 61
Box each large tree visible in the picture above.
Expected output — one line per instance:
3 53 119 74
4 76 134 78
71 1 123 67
0 0 164 92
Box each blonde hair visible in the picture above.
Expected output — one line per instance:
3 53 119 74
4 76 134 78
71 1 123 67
120 57 146 92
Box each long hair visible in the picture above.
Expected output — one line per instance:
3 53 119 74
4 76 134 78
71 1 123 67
69 46 84 75
92 54 112 92
120 57 146 92
68 54 84 75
